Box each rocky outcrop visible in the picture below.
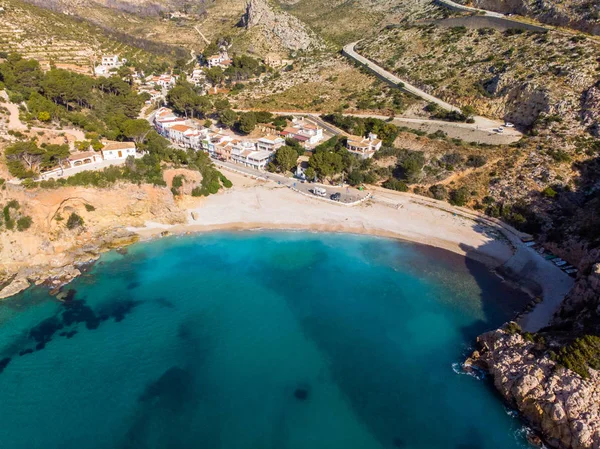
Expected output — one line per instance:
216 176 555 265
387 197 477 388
0 182 187 300
468 326 600 449
242 0 325 51
581 82 600 137
465 0 600 35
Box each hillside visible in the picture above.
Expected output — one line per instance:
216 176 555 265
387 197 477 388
459 0 600 35
0 0 187 72
357 23 600 128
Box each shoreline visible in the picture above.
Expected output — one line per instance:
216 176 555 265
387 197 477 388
130 220 510 270
0 172 574 331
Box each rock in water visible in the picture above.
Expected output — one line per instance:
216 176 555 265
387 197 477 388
294 387 309 401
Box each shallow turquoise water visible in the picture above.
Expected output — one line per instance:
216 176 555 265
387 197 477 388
0 232 530 449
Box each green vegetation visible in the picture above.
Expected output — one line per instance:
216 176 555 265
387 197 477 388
66 212 84 230
552 335 600 379
322 114 399 146
16 216 32 231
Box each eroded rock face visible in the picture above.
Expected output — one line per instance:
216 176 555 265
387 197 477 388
467 0 600 35
242 0 325 51
581 82 600 137
0 182 187 300
469 327 600 449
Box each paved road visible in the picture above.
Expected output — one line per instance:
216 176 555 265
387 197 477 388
213 159 369 205
343 41 461 113
342 42 522 139
435 0 505 18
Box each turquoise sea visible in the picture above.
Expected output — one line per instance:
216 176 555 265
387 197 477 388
0 232 531 449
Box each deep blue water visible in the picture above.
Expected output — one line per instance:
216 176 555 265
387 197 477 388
0 232 531 449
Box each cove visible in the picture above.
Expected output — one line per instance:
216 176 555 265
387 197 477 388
0 232 531 449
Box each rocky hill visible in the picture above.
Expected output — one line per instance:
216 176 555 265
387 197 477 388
458 0 600 35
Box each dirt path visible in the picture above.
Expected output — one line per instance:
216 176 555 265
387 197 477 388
1 92 86 142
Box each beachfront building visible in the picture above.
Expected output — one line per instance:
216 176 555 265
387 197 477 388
231 148 273 170
68 151 102 168
257 135 285 152
101 141 137 160
345 133 383 159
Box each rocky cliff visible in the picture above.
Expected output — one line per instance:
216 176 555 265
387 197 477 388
0 182 186 300
468 326 600 449
464 0 600 35
242 0 325 51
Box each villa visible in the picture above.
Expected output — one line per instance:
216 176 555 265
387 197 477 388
68 151 101 168
101 141 137 160
345 133 383 159
280 118 324 146
206 51 232 69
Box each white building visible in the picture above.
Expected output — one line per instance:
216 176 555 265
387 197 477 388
101 55 125 67
101 141 137 160
257 135 285 152
95 55 126 77
281 118 324 146
206 51 232 69
345 133 383 159
67 151 102 168
231 148 273 170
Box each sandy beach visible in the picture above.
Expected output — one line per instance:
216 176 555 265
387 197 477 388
130 171 574 331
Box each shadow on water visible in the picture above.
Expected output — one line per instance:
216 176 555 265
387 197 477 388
254 232 531 449
458 239 533 343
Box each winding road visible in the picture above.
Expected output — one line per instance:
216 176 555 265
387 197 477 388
342 41 522 143
435 0 505 18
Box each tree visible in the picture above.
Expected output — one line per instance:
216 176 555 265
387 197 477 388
66 213 84 230
42 144 70 174
5 141 45 174
461 105 477 120
219 109 237 128
309 151 344 181
237 112 257 134
397 151 425 183
122 119 151 144
304 167 316 181
205 67 225 86
275 146 298 173
347 170 365 186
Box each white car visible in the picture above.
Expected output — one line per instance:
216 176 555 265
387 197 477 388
493 127 504 133
504 122 515 128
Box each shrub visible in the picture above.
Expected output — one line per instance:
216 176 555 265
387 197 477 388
449 187 470 206
542 186 557 198
16 216 32 231
466 155 487 168
383 178 408 192
84 203 95 212
66 213 84 230
429 184 448 200
219 173 232 188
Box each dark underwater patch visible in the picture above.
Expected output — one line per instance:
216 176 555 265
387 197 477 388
0 357 11 374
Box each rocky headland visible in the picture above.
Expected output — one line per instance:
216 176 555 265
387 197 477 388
468 324 600 449
0 182 186 300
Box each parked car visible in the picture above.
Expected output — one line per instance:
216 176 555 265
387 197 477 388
330 192 341 201
504 122 515 128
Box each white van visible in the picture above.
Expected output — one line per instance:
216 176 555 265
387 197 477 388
312 187 327 197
